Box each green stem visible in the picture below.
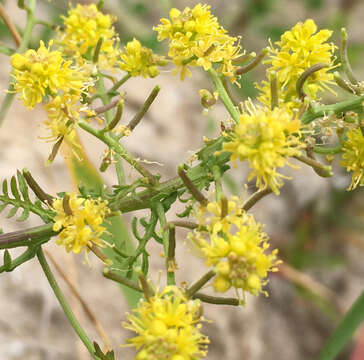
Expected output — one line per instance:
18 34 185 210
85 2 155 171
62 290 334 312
318 289 364 360
301 95 364 125
192 292 240 306
36 248 99 360
235 48 268 75
313 145 342 155
127 85 161 133
340 28 358 85
296 63 329 99
103 268 142 292
78 121 156 185
0 223 55 250
212 165 223 201
155 202 175 285
108 73 132 95
186 270 216 297
208 68 240 124
0 0 36 126
242 188 273 211
294 154 333 177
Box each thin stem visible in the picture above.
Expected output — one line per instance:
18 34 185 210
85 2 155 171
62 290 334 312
301 95 364 125
340 28 358 85
186 270 216 297
235 48 268 75
88 244 112 265
166 220 198 230
103 268 142 292
296 63 330 99
37 248 99 360
78 121 157 185
167 224 177 272
207 68 240 124
193 292 240 306
279 263 344 314
313 144 342 155
242 188 273 211
334 72 361 95
108 73 132 95
294 154 333 177
178 165 208 206
0 4 21 46
0 223 55 250
23 168 54 205
155 202 175 285
93 97 120 115
0 0 36 126
139 273 152 300
212 165 223 201
269 71 278 110
127 85 160 133
44 250 112 351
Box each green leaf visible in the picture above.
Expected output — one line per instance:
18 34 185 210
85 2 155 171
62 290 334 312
318 289 364 360
17 170 29 201
6 206 19 218
17 208 30 222
3 250 12 271
10 176 20 200
2 180 8 196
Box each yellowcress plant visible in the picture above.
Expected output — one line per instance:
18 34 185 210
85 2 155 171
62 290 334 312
1 2 364 360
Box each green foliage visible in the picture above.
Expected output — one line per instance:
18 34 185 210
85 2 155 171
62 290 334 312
0 170 54 223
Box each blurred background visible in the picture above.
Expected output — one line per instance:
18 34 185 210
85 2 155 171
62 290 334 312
0 0 364 359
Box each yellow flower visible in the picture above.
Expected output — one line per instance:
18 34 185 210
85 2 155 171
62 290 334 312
341 127 364 190
153 4 242 81
59 4 119 69
119 38 167 78
52 193 110 254
11 41 87 109
123 285 209 360
189 197 280 298
42 94 95 144
222 106 303 195
263 19 336 101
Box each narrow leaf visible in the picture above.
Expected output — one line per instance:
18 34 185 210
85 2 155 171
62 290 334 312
17 170 29 201
10 176 20 200
2 180 8 196
3 250 12 271
318 289 364 360
17 208 30 222
7 206 19 218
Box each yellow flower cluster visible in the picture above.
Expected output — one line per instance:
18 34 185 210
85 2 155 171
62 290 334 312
341 127 364 190
10 41 87 109
119 38 167 78
223 106 303 195
153 3 242 81
257 19 336 109
123 285 209 360
58 3 119 69
189 197 279 297
52 193 110 254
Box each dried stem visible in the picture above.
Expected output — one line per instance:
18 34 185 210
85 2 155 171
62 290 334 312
0 4 21 47
186 270 216 297
242 188 273 211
